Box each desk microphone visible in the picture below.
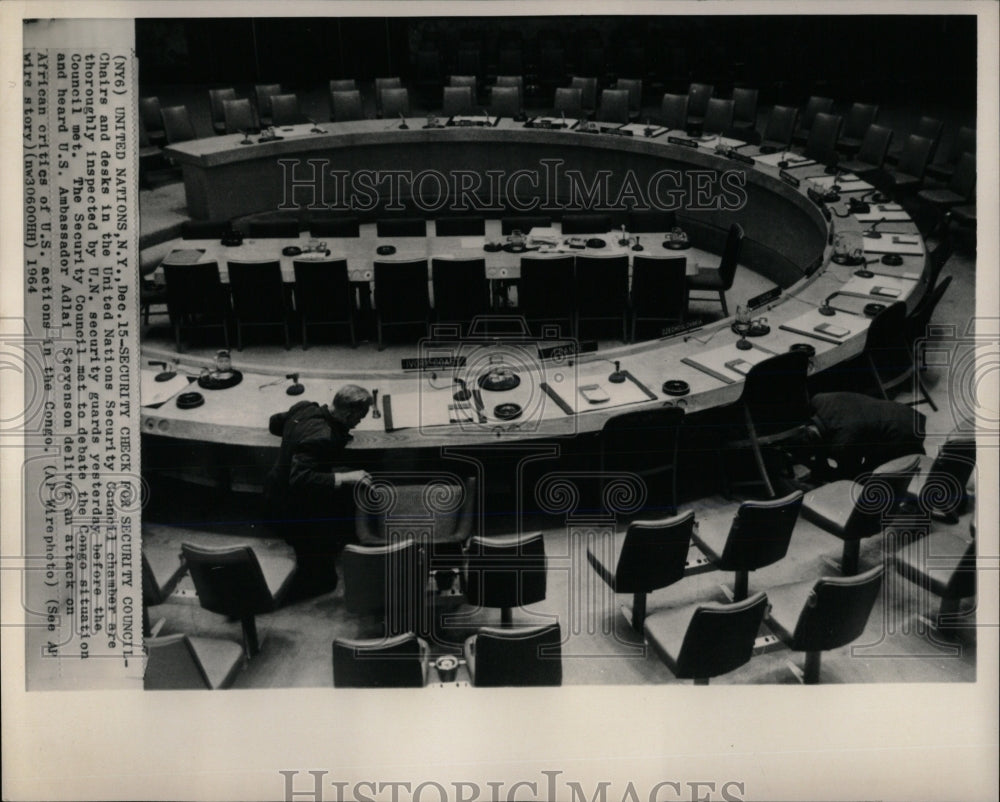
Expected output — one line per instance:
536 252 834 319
482 108 491 124
238 129 253 145
560 109 566 128
398 113 409 130
306 117 326 134
149 360 177 382
608 360 626 384
453 378 472 401
371 389 381 419
777 150 790 169
864 218 887 239
818 294 837 316
286 373 305 396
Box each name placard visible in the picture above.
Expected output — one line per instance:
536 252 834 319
401 356 468 371
668 135 699 148
660 318 705 338
748 287 781 310
779 170 801 188
727 151 756 165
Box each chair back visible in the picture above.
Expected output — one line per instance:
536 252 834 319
630 255 688 329
223 98 257 134
613 511 696 593
163 262 226 321
673 591 768 679
519 256 575 322
228 260 288 324
628 209 677 233
717 223 744 290
139 96 164 135
464 532 547 611
160 105 196 144
377 217 426 237
575 254 628 316
597 89 630 124
208 88 237 127
292 259 353 321
800 96 834 131
443 85 475 116
470 624 562 686
949 152 977 198
600 404 685 478
897 134 934 179
570 76 598 111
331 90 364 122
434 216 486 237
686 82 714 118
180 543 275 617
449 74 477 89
332 633 426 688
380 87 411 118
843 102 879 139
732 87 758 126
739 350 811 436
907 274 952 345
328 78 358 93
913 116 944 156
341 540 425 624
355 476 478 546
374 259 430 323
501 215 551 235
495 75 524 92
761 105 797 147
375 77 402 113
554 87 583 117
949 125 976 161
254 83 282 118
843 455 922 538
561 213 611 234
489 85 521 118
790 565 884 651
182 220 233 240
431 258 489 324
702 98 734 135
921 435 975 517
145 634 213 690
270 93 301 126
865 301 911 383
856 124 893 168
660 93 688 131
308 215 360 237
717 491 804 571
248 218 299 238
805 112 843 164
616 78 642 115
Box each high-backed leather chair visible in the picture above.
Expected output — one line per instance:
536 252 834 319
464 623 563 686
463 532 547 626
332 633 430 687
686 223 743 316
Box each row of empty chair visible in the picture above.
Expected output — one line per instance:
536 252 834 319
144 432 976 687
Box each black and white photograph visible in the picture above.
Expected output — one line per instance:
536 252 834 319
2 2 998 800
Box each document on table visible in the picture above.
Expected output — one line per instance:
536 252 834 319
862 235 924 255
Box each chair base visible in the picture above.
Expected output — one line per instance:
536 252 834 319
787 651 822 684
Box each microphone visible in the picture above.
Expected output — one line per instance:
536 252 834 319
238 129 253 145
306 117 325 134
453 378 471 402
864 218 888 239
286 373 305 396
818 294 836 316
398 112 409 130
482 108 491 124
608 360 626 384
560 109 566 127
371 389 381 419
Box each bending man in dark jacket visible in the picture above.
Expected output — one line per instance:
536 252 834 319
264 384 373 599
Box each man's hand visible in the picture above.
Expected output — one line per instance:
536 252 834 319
338 469 371 487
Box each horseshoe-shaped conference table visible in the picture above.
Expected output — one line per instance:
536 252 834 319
143 119 929 489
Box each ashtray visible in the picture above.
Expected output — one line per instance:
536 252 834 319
882 254 904 266
484 242 503 253
493 402 523 421
282 246 303 256
864 303 888 317
586 238 607 249
435 655 459 682
789 343 816 358
661 379 690 397
478 369 521 392
197 369 243 390
176 391 205 410
502 243 532 253
376 245 396 256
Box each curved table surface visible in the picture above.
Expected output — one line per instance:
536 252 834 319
147 121 929 451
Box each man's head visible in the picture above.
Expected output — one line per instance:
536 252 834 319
331 384 373 429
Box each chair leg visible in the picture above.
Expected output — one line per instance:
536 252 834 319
236 322 243 351
841 540 861 576
745 409 777 498
733 570 749 602
630 592 647 632
240 615 260 659
803 650 821 684
719 290 728 318
301 319 308 350
377 315 384 351
174 323 183 353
